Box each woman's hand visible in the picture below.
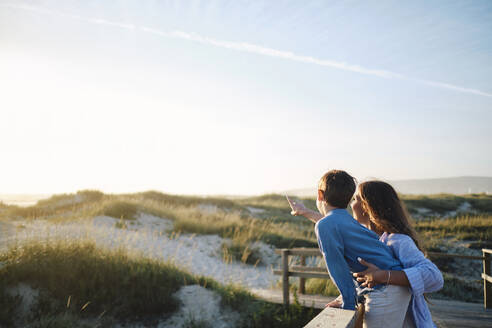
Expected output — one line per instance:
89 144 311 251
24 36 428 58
352 258 388 288
286 195 308 216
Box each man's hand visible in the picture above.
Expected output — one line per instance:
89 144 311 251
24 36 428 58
325 298 342 308
286 195 307 216
286 195 324 223
352 258 388 288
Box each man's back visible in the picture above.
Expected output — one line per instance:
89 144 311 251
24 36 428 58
315 208 402 309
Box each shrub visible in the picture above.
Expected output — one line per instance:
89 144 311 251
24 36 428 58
0 241 184 322
99 201 138 220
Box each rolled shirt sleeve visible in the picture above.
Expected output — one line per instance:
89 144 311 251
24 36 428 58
388 235 444 295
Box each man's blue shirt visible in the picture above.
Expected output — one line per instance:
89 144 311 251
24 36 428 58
315 208 402 310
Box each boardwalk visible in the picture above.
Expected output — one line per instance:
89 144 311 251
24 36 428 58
430 299 492 328
251 289 492 328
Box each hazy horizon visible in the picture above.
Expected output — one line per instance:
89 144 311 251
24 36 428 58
1 176 491 204
1 1 491 195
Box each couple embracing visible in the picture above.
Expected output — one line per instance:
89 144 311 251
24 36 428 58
287 170 443 328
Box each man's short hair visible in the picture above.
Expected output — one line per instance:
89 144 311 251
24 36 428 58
318 170 356 208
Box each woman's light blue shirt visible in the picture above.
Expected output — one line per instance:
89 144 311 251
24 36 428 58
380 233 444 328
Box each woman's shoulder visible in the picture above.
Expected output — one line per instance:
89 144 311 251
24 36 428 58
385 232 412 241
384 233 416 248
383 233 430 270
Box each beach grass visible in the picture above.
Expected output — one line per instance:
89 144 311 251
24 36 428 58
401 193 492 215
415 214 492 242
2 190 491 305
303 278 339 297
0 240 184 324
0 191 316 265
0 239 319 327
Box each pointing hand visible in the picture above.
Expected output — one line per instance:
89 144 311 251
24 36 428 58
286 195 307 216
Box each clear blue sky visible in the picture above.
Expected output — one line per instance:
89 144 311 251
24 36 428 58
1 0 491 195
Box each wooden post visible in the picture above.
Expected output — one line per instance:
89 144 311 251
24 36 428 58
299 255 306 294
484 249 491 309
282 249 290 307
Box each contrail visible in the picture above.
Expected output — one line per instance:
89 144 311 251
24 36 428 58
140 27 403 79
3 3 492 98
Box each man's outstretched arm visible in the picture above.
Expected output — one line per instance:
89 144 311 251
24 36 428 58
286 196 323 223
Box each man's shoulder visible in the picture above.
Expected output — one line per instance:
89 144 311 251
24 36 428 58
315 209 351 230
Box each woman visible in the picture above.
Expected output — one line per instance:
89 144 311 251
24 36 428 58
351 181 443 328
287 181 443 328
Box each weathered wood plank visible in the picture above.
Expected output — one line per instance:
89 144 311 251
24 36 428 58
429 299 492 328
303 307 357 328
282 249 290 307
273 269 331 279
299 255 306 294
427 252 484 260
291 265 328 273
275 248 488 259
275 248 322 256
482 273 492 284
276 249 485 260
484 250 492 309
250 288 336 309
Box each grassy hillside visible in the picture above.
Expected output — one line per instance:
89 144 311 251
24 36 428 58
1 190 491 308
402 193 492 216
0 240 319 328
0 191 317 265
416 215 492 246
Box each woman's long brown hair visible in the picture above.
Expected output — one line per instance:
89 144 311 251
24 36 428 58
358 180 424 252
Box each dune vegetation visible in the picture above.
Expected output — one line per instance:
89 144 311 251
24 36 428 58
1 191 317 266
0 190 491 326
401 193 492 216
415 215 492 245
0 240 319 327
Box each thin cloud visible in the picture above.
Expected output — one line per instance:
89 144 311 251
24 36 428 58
88 18 136 30
417 80 492 98
141 27 403 79
3 3 492 98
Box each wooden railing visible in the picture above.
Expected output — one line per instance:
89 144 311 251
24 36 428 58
273 248 329 307
427 249 492 309
304 307 358 328
274 247 492 310
481 249 492 309
273 248 358 328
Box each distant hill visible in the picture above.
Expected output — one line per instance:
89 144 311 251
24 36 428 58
285 176 492 197
389 177 492 195
0 193 51 206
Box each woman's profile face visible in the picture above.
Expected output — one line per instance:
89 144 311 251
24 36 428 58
351 191 370 227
